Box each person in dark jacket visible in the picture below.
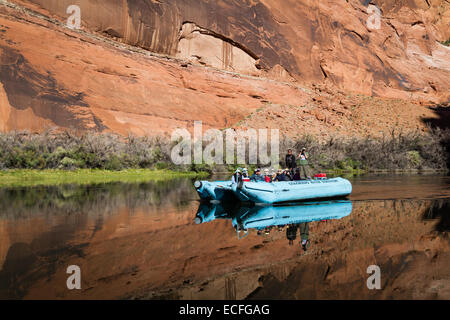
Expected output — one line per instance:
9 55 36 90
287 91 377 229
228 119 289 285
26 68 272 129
285 149 297 172
284 168 293 181
250 168 265 182
286 224 298 246
293 168 301 180
276 169 292 181
274 169 284 181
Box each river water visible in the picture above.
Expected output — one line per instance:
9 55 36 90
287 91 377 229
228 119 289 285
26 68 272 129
0 174 449 299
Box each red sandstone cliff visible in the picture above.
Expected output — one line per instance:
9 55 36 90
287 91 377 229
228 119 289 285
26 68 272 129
0 0 449 136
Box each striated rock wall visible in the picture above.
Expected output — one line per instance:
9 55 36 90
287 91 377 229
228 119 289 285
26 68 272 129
176 22 261 76
0 0 448 135
19 0 449 96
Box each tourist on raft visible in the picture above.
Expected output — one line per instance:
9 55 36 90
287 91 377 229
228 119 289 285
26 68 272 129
297 147 312 180
285 149 297 173
271 170 277 182
275 168 291 181
242 168 250 182
231 169 242 184
274 169 283 181
264 168 272 182
250 168 265 182
284 168 293 181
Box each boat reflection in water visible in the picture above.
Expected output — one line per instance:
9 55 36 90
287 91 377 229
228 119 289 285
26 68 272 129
195 200 353 250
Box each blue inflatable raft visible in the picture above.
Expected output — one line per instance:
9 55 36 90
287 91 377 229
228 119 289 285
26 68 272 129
194 178 352 203
231 178 352 204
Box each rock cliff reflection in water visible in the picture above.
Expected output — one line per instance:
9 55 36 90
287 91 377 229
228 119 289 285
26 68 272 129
0 175 449 299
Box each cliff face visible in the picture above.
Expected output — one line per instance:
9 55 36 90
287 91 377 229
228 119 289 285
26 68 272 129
0 0 449 135
22 0 450 93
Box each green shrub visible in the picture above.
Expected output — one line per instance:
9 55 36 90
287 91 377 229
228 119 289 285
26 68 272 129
406 150 421 167
104 155 123 171
156 162 168 170
60 157 81 169
440 39 450 46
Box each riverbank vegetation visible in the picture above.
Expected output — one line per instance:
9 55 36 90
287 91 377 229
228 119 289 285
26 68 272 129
0 129 448 177
0 169 208 187
283 128 450 174
0 131 175 171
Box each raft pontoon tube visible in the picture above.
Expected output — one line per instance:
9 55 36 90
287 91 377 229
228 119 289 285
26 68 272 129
194 180 234 201
231 177 352 204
